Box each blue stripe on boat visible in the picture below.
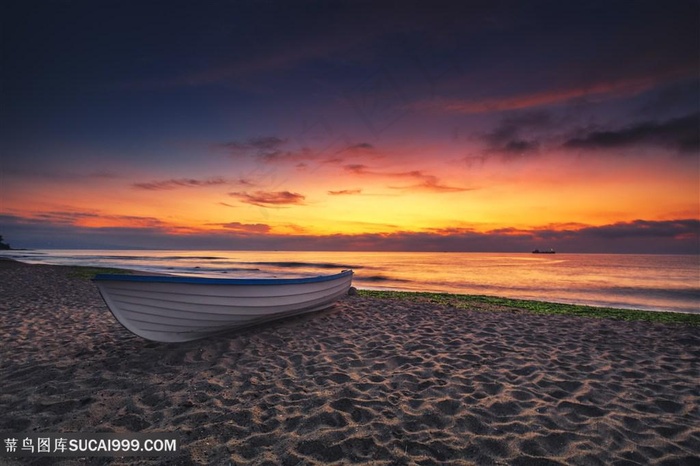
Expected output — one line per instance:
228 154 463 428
93 269 353 286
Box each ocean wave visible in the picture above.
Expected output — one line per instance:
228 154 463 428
358 275 411 283
97 255 227 261
608 285 700 301
159 255 227 261
249 261 363 270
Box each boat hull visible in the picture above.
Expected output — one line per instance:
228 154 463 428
93 270 353 342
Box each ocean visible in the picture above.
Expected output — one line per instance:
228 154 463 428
2 250 698 314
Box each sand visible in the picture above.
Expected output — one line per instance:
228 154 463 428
0 259 698 465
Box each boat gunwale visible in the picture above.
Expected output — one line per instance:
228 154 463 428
93 269 353 286
102 280 353 313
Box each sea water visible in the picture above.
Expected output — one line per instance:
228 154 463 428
3 250 698 314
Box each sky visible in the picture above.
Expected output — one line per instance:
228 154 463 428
1 0 699 253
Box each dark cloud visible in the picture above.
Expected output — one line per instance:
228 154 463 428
391 219 700 253
2 214 697 254
572 219 700 240
564 113 700 154
132 177 228 190
480 110 551 155
228 190 306 207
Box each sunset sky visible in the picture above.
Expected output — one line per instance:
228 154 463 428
1 0 699 252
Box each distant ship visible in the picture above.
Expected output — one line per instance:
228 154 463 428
532 249 556 254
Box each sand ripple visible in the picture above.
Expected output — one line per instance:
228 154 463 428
1 261 698 465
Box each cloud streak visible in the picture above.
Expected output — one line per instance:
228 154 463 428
344 165 472 193
328 189 362 196
132 177 228 190
228 190 306 208
219 136 298 163
0 211 171 230
388 173 472 193
218 137 384 169
413 69 695 115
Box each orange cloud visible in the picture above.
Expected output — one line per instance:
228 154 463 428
209 222 271 234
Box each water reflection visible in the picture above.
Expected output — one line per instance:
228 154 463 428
2 250 698 313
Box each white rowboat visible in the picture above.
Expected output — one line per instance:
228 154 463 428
93 270 353 342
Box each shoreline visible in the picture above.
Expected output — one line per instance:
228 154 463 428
358 290 700 325
3 257 698 323
1 260 699 464
2 251 697 315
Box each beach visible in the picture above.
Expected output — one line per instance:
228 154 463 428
1 259 698 465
